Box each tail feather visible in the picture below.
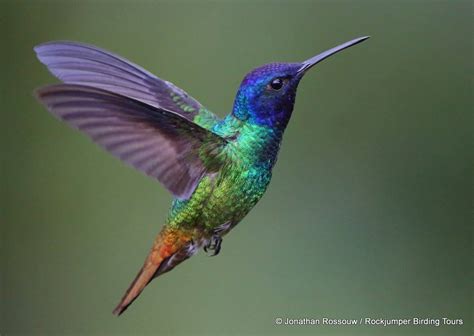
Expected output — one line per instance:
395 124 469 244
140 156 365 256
112 263 158 316
112 228 197 316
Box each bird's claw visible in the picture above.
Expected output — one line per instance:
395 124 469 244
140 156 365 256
204 235 222 256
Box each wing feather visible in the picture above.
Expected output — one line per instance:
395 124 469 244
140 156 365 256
34 41 220 129
36 84 226 200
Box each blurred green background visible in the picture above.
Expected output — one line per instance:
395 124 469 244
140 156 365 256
1 1 471 335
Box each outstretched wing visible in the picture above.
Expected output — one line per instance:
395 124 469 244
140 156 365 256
36 84 227 200
34 41 220 130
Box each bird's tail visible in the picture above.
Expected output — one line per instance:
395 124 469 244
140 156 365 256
112 227 197 316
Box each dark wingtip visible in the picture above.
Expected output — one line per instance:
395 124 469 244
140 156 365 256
33 84 61 102
33 85 66 121
33 86 49 102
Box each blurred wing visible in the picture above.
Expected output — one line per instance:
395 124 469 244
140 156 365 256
36 84 227 200
34 41 220 129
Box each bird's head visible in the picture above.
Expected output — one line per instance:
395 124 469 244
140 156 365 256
232 36 369 130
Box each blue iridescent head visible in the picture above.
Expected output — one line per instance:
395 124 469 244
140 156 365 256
232 36 370 129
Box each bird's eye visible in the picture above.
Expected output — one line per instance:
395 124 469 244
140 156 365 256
269 78 284 90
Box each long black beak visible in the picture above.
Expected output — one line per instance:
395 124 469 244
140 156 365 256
298 36 370 74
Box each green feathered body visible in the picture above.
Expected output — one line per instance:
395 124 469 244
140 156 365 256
166 113 282 239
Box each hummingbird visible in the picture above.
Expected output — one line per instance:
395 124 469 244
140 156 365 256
34 36 369 315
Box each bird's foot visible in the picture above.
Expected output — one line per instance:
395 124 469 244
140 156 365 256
203 235 222 257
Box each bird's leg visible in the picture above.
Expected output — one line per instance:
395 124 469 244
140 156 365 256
203 235 222 256
212 236 222 256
